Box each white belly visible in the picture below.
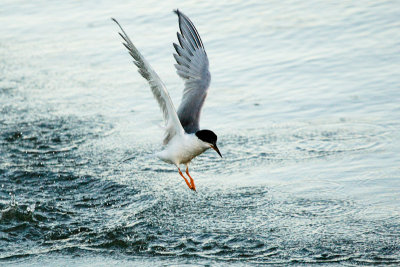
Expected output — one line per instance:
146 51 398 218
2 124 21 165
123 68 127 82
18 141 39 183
156 134 209 166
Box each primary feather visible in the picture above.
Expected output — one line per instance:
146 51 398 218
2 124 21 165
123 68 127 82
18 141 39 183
112 18 184 145
173 10 211 133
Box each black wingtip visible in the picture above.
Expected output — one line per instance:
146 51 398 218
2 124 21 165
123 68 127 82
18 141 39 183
111 17 122 29
111 18 128 41
111 18 119 25
173 9 180 16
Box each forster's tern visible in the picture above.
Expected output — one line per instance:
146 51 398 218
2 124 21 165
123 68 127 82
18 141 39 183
112 10 222 191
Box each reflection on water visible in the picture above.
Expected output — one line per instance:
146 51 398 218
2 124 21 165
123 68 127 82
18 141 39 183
1 0 400 265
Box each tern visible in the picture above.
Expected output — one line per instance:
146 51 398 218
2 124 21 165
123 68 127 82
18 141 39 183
112 10 222 191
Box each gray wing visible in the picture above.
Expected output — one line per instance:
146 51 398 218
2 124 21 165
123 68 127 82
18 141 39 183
173 10 211 133
112 18 184 145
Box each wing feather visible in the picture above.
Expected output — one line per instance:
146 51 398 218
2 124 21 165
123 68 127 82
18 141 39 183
173 10 211 133
112 18 184 144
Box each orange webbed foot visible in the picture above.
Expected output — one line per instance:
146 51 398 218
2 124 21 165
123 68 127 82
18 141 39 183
186 167 196 191
178 168 196 191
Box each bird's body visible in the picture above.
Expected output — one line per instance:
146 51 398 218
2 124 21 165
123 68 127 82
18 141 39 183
156 133 209 166
113 10 222 191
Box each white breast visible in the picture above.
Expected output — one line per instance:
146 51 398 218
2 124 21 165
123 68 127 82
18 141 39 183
156 133 209 166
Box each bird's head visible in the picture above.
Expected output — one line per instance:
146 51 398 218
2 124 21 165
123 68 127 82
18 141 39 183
195 129 222 158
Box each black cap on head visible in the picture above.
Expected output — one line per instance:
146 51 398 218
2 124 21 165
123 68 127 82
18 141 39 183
195 129 217 144
195 130 222 158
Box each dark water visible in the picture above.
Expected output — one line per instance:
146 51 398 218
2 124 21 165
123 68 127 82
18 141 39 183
1 0 400 266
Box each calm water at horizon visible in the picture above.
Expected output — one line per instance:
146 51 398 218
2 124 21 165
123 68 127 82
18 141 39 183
1 0 399 266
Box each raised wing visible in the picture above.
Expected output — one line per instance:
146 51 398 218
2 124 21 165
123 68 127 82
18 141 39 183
112 18 184 145
173 10 211 133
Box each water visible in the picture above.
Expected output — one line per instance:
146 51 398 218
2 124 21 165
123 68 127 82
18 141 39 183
1 0 399 265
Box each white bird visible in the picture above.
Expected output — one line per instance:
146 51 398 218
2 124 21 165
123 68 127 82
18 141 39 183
112 10 222 191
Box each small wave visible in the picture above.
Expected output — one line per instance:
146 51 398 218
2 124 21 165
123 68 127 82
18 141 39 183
197 120 389 176
0 204 35 223
277 197 355 219
1 115 113 159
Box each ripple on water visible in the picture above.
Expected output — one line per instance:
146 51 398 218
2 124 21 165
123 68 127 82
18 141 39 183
202 121 390 176
1 116 113 156
277 197 355 219
0 82 397 265
293 122 387 156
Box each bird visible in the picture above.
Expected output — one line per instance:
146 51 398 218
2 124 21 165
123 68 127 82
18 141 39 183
112 10 222 191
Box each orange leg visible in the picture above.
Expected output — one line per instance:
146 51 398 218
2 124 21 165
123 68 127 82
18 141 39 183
178 168 195 191
186 167 196 191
